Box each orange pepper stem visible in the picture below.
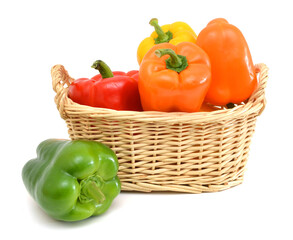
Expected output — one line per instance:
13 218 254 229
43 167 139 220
91 60 114 79
155 48 188 73
226 103 236 109
149 18 173 44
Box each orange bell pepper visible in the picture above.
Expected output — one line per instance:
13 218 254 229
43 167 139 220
196 18 257 106
138 42 211 112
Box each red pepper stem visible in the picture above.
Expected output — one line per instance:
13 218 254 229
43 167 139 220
91 60 114 79
155 49 188 73
149 18 173 44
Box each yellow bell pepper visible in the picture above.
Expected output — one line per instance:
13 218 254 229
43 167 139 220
137 18 197 64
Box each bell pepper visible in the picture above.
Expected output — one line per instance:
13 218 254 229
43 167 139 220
137 18 197 65
138 42 211 112
196 18 258 106
68 60 142 111
22 139 121 222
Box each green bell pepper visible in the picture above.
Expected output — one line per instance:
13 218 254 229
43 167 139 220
22 139 121 222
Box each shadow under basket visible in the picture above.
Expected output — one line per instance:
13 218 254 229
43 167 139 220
51 63 268 193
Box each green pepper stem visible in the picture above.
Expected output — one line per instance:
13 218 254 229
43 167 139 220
91 60 114 79
149 18 173 44
83 180 106 204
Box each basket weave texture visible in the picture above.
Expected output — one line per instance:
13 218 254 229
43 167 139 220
51 63 268 193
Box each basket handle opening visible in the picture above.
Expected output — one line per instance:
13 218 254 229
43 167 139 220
250 63 268 116
51 64 74 119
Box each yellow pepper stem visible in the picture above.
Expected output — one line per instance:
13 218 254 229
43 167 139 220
149 18 173 44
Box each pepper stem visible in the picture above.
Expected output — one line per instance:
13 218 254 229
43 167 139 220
91 60 114 79
149 18 173 44
226 103 236 109
155 48 188 73
84 181 106 204
79 176 106 204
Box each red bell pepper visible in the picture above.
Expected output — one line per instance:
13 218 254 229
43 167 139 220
68 60 142 111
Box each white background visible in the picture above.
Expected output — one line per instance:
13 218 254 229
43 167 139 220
1 0 292 239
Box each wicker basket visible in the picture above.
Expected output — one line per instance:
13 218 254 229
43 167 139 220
51 63 268 193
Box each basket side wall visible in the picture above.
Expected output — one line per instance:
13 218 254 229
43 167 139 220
65 112 258 193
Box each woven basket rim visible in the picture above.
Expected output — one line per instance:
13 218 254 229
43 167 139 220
51 63 268 124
